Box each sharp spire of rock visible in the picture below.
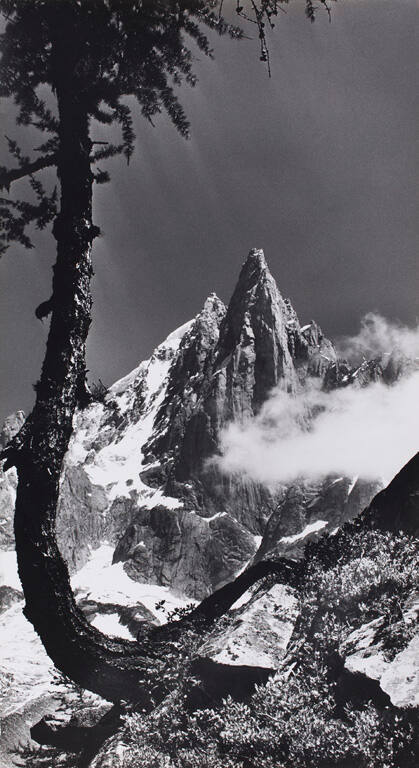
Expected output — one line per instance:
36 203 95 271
216 248 298 410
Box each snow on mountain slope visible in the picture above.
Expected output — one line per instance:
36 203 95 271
0 321 200 758
72 544 196 621
279 519 328 545
67 320 193 505
0 545 195 751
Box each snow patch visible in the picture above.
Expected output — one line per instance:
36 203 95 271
71 545 195 623
80 354 182 504
0 602 54 719
280 519 327 545
90 613 133 640
329 477 344 486
204 512 227 522
0 550 20 590
164 319 194 345
67 319 193 505
347 474 359 496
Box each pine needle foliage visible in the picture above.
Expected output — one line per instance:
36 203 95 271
0 0 335 254
0 0 244 254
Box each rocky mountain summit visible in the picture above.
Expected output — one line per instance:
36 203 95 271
1 249 415 601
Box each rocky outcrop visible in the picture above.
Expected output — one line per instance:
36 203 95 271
342 597 419 709
190 582 298 704
364 451 419 536
0 411 25 451
56 467 110 571
287 317 337 382
255 475 383 562
0 584 22 614
113 505 257 599
382 349 418 384
198 582 298 667
323 347 418 392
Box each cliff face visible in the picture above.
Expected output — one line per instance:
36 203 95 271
145 249 342 542
3 249 413 601
148 250 299 474
112 505 256 599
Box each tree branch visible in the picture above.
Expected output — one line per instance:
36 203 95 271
0 153 57 191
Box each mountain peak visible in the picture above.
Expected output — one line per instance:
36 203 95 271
218 248 290 354
236 248 269 293
201 293 226 317
214 248 298 410
246 247 266 267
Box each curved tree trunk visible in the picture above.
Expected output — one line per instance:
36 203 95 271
7 85 158 704
1 51 293 708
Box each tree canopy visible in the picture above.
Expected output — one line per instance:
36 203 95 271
0 0 242 253
0 0 334 253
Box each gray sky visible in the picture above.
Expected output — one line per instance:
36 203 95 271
0 0 418 425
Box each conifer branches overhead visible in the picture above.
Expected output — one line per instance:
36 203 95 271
0 0 334 254
0 1 242 253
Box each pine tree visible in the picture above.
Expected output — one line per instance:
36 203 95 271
0 0 332 712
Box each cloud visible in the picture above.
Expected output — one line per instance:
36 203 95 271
217 371 419 487
336 313 419 364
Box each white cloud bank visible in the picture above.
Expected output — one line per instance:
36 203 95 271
217 316 419 487
337 312 419 364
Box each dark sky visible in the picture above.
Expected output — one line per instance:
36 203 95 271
0 0 418 425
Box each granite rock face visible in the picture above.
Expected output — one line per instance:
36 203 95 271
255 475 383 562
113 505 257 599
0 584 22 614
144 293 227 467
143 249 340 543
198 582 298 669
0 411 26 451
56 466 110 572
161 250 300 476
364 451 419 537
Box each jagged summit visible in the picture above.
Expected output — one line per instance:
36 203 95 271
2 246 411 603
216 248 297 407
197 292 226 322
229 247 277 306
205 290 223 302
241 246 267 271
